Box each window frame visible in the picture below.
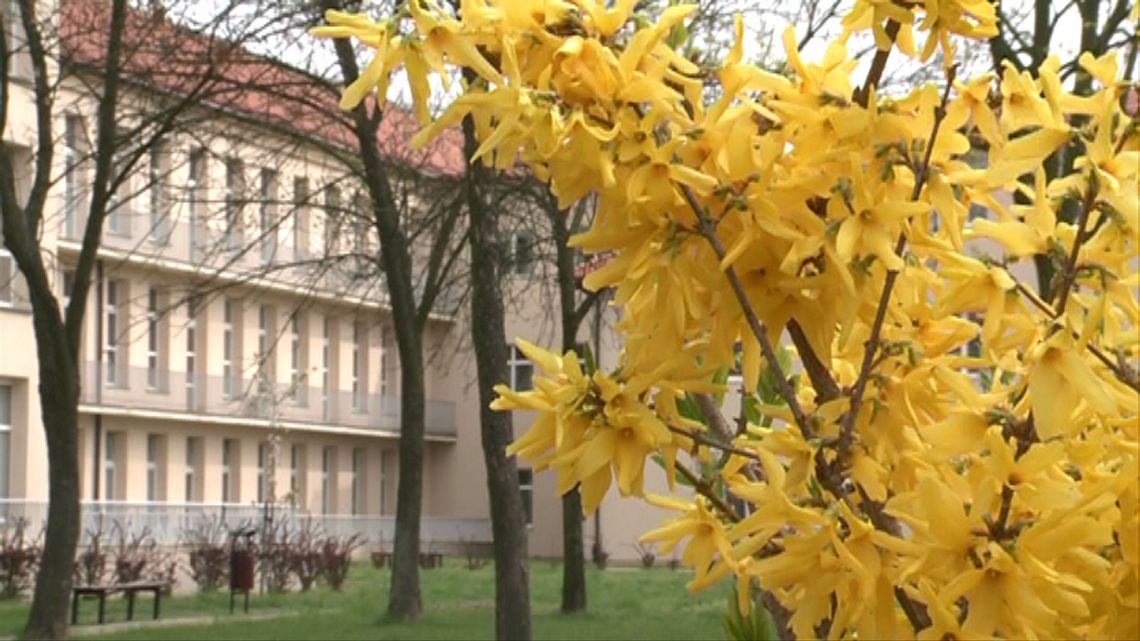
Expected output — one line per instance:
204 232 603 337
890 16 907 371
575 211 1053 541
508 345 534 391
517 468 534 527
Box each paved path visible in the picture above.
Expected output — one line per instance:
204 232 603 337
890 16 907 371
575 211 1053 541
68 611 295 638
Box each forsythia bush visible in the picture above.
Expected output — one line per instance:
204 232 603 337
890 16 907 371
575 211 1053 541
316 1 1139 639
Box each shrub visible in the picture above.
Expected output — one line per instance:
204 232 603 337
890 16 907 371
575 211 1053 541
634 542 656 569
109 521 151 584
287 519 322 592
319 534 362 591
0 519 41 599
257 518 293 593
74 523 108 587
458 537 489 571
182 515 228 591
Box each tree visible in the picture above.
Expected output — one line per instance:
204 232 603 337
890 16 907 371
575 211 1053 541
460 108 532 640
313 0 469 620
0 1 322 635
985 0 1137 295
533 189 600 613
320 1 1138 640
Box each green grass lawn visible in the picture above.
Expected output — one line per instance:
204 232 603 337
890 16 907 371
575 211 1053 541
0 561 731 640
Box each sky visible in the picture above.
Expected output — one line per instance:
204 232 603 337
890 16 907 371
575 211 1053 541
178 0 1138 112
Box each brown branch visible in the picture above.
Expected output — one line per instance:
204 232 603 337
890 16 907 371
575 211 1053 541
836 65 958 458
787 320 840 402
1012 275 1139 392
666 425 760 462
675 460 740 523
695 393 735 443
681 187 814 438
853 19 900 108
987 416 1036 540
1052 178 1098 316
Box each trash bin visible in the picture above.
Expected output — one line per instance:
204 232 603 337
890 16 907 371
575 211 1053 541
229 526 257 614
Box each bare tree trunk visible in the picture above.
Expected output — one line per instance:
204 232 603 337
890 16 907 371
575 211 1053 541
388 330 425 619
549 201 586 613
22 329 81 640
462 115 531 640
323 16 427 619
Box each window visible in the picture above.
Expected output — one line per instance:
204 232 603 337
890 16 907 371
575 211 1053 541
351 321 367 412
184 437 200 502
351 448 365 515
257 304 274 382
352 193 369 254
323 185 341 253
107 132 131 236
145 434 163 501
379 326 391 399
293 177 310 260
259 168 278 263
0 222 13 307
257 442 269 503
222 438 237 503
146 287 164 391
289 444 304 507
0 385 11 499
379 449 389 515
62 270 75 311
320 446 336 514
224 157 244 250
518 468 534 526
103 432 119 501
63 116 84 238
188 149 207 253
0 143 27 308
290 313 307 405
148 140 170 243
185 296 199 409
508 345 533 391
507 231 535 276
105 280 120 387
4 0 30 79
321 317 331 419
223 299 240 398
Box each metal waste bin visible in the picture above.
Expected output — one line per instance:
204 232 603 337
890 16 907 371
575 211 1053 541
229 526 256 613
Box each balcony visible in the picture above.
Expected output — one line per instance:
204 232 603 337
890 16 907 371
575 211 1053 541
80 362 458 438
0 499 491 547
57 213 460 317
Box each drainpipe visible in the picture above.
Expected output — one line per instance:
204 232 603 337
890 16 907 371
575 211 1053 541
92 260 104 500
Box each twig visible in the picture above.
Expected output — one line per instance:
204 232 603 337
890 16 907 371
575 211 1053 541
695 393 736 443
988 417 1036 540
1012 271 1139 392
1052 179 1098 316
853 20 900 108
787 320 841 402
681 187 814 438
666 425 761 462
837 65 959 458
675 460 740 523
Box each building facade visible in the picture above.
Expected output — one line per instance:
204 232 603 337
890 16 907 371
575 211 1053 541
0 0 676 565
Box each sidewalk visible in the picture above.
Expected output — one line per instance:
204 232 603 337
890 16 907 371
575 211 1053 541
68 611 295 638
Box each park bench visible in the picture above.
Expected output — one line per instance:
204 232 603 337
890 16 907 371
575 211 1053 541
419 552 443 569
371 551 392 568
71 581 163 625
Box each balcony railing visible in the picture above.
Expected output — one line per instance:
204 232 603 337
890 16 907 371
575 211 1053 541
57 215 459 316
0 499 491 547
81 362 457 438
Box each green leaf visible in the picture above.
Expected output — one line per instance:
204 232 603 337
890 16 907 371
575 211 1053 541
677 393 705 424
723 581 780 641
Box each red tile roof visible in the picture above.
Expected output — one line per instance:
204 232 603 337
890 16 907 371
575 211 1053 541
60 0 465 176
